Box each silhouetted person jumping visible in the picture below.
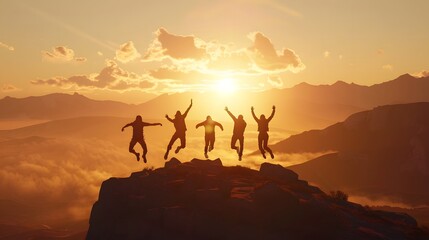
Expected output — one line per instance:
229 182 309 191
164 99 193 160
196 116 224 158
225 107 247 160
251 105 275 159
122 115 162 163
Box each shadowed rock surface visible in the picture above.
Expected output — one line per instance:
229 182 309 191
87 158 428 240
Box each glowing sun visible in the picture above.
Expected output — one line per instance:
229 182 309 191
215 78 237 94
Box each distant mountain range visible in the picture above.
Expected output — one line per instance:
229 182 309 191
275 102 429 205
1 74 429 131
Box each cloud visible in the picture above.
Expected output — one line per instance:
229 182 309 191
377 49 384 55
115 41 141 63
31 59 154 91
247 32 304 72
0 137 134 225
97 51 103 56
1 84 20 92
338 55 343 60
144 28 208 61
42 46 87 63
382 64 393 71
0 42 14 51
413 70 429 78
268 76 284 88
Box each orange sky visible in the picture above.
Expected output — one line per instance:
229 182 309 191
1 0 429 103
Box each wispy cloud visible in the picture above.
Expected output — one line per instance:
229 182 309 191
0 42 15 51
1 84 20 92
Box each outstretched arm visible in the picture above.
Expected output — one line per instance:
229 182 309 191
165 114 173 122
121 123 132 132
215 121 224 131
195 121 204 129
225 107 237 121
143 122 162 127
251 106 259 123
183 99 193 118
268 105 276 121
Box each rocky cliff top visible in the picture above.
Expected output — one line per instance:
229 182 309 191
87 158 428 240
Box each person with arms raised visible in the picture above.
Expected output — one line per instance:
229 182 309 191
251 105 275 159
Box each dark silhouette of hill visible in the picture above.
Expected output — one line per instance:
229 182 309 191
270 102 429 205
0 92 135 120
86 158 428 240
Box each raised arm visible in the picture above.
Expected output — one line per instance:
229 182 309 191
268 105 276 121
251 106 259 123
143 122 162 127
225 107 237 121
183 99 193 118
121 122 132 131
215 121 224 131
165 114 173 123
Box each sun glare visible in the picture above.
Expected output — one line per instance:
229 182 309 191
215 78 237 94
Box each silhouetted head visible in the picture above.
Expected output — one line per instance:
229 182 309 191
238 115 243 120
260 114 266 120
135 115 142 122
175 111 181 117
206 115 212 121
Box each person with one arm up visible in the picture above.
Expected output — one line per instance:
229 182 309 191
225 106 246 161
122 115 162 163
251 105 275 159
164 99 193 160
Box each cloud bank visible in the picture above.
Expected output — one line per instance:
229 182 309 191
32 60 154 91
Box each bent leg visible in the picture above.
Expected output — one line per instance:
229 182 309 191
175 132 186 153
129 138 140 161
231 135 238 150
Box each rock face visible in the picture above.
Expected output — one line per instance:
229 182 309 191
87 159 428 240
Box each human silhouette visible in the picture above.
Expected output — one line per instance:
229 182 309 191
122 115 162 163
225 107 247 160
251 106 275 159
164 99 193 160
196 116 224 158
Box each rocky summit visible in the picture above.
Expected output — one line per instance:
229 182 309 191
86 158 428 240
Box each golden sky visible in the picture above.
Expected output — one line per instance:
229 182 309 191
1 0 429 103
